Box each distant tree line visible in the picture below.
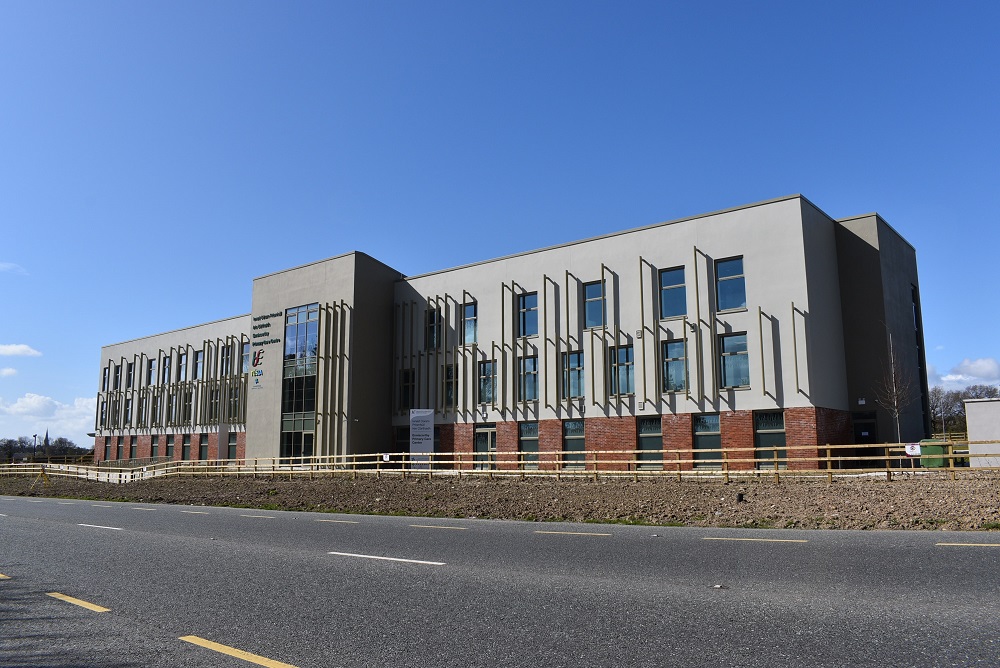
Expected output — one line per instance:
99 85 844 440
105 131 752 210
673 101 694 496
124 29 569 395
928 384 1000 435
0 436 89 463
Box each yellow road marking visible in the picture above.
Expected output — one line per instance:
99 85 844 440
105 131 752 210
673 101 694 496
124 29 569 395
703 537 809 543
240 515 275 519
181 510 209 514
0 573 10 579
47 592 110 612
410 524 467 530
315 519 358 524
534 530 611 537
179 635 298 668
936 542 1000 548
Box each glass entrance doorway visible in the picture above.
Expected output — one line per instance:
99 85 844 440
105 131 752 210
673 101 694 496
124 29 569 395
474 424 497 470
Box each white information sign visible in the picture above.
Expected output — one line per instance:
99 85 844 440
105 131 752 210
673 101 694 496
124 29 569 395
409 409 435 469
904 443 921 457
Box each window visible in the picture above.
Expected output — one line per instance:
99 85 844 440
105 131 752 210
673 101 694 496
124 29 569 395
177 353 187 382
220 345 232 376
399 369 415 410
562 419 585 468
754 411 786 470
659 267 686 318
126 362 134 389
137 394 146 426
661 340 687 392
608 345 634 396
716 257 746 311
518 293 538 337
100 400 107 426
150 435 159 459
199 433 208 460
518 356 538 402
102 367 109 392
693 413 721 469
162 356 171 384
151 391 162 424
478 361 496 405
637 417 662 468
116 438 123 461
166 435 175 459
147 359 156 386
519 422 539 469
181 389 193 423
561 351 584 400
182 435 191 461
282 304 319 458
123 397 133 425
193 351 204 380
719 333 750 388
583 281 605 329
425 308 441 351
129 436 137 460
242 342 250 373
113 364 121 390
227 432 237 459
444 365 456 408
461 303 477 345
104 436 112 460
207 389 220 421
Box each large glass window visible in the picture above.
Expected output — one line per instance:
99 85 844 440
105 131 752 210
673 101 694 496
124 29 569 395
637 417 662 468
150 435 159 459
561 351 584 400
659 267 686 319
661 340 687 392
177 353 187 382
227 432 237 459
102 367 109 392
461 302 477 345
519 422 539 469
563 419 585 468
166 435 175 459
583 281 605 329
147 359 157 386
161 356 171 384
113 364 121 390
126 362 134 389
716 257 746 311
181 435 191 461
129 436 137 459
518 356 538 402
720 333 750 388
425 308 441 351
754 411 786 470
444 365 456 408
478 361 496 405
693 413 721 469
193 351 204 380
242 342 251 373
608 345 634 396
399 369 415 410
518 293 538 337
282 304 319 458
199 433 208 460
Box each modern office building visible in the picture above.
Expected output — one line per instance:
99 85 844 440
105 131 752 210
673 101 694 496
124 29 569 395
94 194 930 469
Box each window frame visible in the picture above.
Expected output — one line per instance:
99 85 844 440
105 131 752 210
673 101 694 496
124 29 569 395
518 355 539 402
477 360 496 406
582 280 605 329
719 332 750 389
658 266 686 319
661 339 688 393
517 292 538 338
715 256 747 312
561 351 585 400
608 344 635 397
461 302 478 345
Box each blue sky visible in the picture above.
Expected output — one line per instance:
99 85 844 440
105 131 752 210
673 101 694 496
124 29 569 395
2 1 998 446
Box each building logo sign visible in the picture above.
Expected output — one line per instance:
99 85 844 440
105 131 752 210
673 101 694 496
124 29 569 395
250 312 281 390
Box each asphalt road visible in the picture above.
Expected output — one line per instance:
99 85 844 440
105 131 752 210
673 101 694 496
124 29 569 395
1 493 998 667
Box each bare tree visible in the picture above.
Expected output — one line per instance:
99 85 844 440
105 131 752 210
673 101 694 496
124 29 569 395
873 332 917 442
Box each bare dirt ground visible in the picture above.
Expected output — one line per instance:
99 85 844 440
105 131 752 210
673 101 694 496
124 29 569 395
3 471 1000 531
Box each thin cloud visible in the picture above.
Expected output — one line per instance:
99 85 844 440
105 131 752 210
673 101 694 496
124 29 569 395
0 262 27 275
0 344 41 357
951 357 1000 382
0 368 16 377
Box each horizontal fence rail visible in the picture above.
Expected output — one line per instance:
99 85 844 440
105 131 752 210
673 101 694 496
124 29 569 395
2 440 1000 484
